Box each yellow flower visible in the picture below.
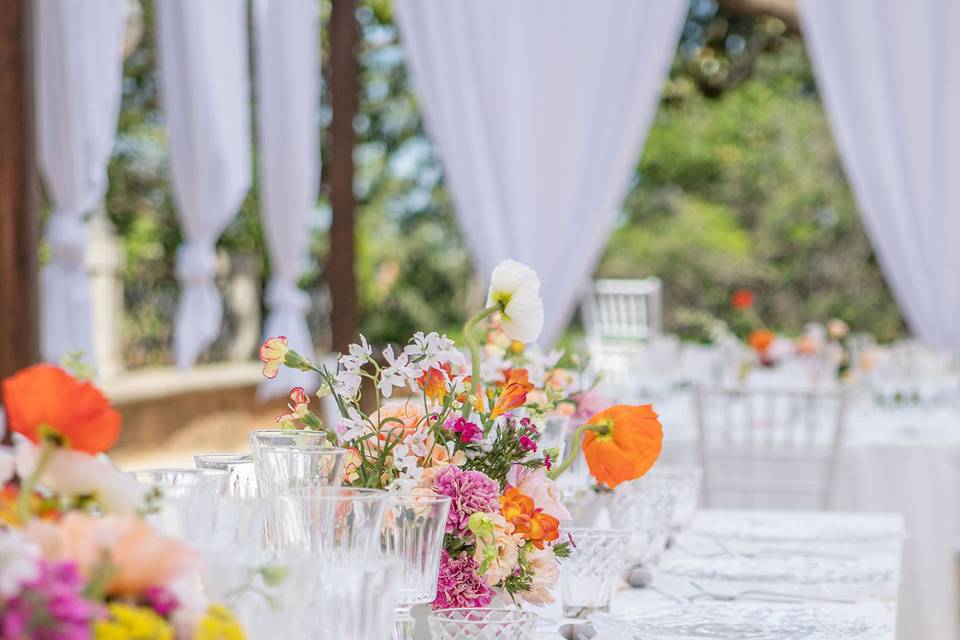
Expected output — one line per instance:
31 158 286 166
196 604 246 640
94 604 173 640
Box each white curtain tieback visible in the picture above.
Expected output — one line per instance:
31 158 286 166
175 242 218 285
46 211 88 266
266 276 311 313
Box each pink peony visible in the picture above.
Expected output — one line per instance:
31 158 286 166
433 551 494 610
432 466 500 535
506 465 571 522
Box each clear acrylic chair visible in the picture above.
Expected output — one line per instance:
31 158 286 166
693 385 848 510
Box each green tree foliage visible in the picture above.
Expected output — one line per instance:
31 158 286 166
103 0 904 366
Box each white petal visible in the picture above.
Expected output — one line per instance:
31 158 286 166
501 284 545 343
486 259 541 307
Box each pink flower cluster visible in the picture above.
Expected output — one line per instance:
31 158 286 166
1 560 103 640
445 417 482 443
433 551 494 610
432 466 500 535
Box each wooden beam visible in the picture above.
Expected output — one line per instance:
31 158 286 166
327 0 360 353
0 0 38 382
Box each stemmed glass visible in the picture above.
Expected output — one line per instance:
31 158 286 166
381 492 451 640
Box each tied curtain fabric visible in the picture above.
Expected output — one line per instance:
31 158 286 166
393 0 688 343
156 0 252 368
254 0 320 397
34 0 126 369
801 0 960 357
800 2 960 638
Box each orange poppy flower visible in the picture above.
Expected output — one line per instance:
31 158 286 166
500 487 560 549
490 368 534 419
581 405 662 489
747 328 775 354
2 365 121 454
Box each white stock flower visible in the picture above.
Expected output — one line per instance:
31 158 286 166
334 369 362 398
0 529 39 598
379 345 420 398
334 407 369 444
405 332 466 370
486 259 544 343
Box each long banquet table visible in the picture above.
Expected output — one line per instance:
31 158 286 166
534 509 905 640
650 392 959 639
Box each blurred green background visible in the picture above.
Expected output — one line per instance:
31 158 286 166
98 0 904 366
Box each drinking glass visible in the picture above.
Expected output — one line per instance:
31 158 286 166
539 414 570 463
428 608 538 640
250 431 346 496
205 551 400 640
271 487 388 554
560 528 630 618
381 492 451 640
194 453 258 498
130 468 229 538
652 464 703 532
608 472 680 568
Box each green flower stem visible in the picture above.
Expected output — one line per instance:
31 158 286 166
546 422 609 481
463 305 499 414
17 439 56 523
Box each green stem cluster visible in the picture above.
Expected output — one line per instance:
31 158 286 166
546 422 609 481
17 440 56 524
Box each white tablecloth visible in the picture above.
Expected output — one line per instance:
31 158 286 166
653 393 959 639
536 509 904 639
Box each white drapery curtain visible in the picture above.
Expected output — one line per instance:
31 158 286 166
800 2 960 637
801 0 960 357
34 0 126 368
393 0 687 343
254 0 319 397
156 0 252 368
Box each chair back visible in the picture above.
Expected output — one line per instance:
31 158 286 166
693 385 848 510
581 278 662 341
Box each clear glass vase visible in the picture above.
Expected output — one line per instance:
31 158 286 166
381 492 451 640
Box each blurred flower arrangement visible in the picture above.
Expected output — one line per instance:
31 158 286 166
260 259 663 608
0 364 245 639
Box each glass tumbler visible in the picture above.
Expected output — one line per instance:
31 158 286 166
381 492 451 640
130 468 229 539
271 487 388 554
609 473 679 568
194 453 258 498
560 528 630 618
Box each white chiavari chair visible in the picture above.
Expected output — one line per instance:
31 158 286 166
582 278 662 342
693 385 848 510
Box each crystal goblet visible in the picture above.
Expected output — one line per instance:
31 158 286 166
560 527 630 618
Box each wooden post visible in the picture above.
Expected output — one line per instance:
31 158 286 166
328 0 360 353
0 0 38 382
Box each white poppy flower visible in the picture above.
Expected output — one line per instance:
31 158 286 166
14 440 147 515
486 259 544 343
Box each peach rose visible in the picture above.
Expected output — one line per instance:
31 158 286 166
27 512 197 597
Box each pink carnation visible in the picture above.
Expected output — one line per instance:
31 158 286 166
445 417 482 444
433 551 494 610
432 466 500 535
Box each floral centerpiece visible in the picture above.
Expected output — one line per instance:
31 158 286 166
260 259 663 609
0 365 244 639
